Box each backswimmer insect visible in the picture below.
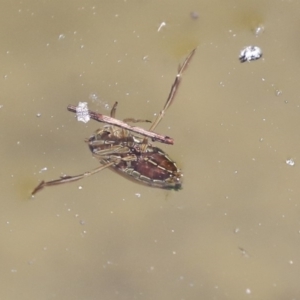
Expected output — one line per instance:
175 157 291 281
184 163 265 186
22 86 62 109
32 49 196 195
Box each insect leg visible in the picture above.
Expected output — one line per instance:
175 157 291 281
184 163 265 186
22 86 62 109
121 118 151 138
110 102 118 117
148 48 196 133
31 162 114 195
141 48 196 151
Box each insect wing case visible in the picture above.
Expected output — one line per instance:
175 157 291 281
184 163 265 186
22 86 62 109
88 130 182 191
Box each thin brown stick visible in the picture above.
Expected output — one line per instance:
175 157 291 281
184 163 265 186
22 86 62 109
32 162 114 195
67 105 174 144
123 118 151 124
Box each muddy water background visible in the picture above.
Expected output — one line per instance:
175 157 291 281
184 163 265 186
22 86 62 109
1 0 300 299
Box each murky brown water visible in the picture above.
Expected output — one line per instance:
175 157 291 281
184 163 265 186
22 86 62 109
1 1 300 299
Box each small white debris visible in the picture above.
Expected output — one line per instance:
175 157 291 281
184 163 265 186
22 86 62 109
254 25 264 36
89 93 99 102
239 247 250 258
58 34 65 40
239 46 262 62
286 159 295 166
157 21 166 32
76 102 90 123
39 167 48 173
